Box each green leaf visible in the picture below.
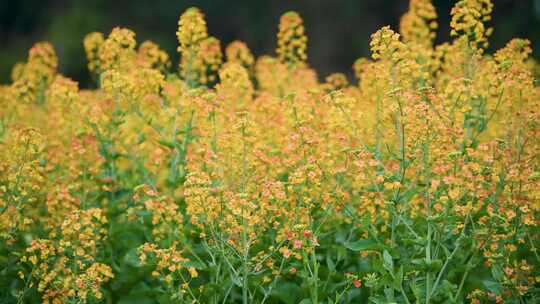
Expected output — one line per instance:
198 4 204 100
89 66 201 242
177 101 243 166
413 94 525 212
116 283 155 304
483 280 502 295
383 250 394 273
123 248 142 267
157 139 176 149
183 260 207 270
491 265 504 281
326 254 336 273
384 287 396 302
344 240 387 252
393 266 403 290
369 295 385 304
118 295 154 304
428 259 443 272
273 282 301 304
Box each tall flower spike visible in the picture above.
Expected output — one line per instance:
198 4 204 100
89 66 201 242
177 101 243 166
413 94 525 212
369 27 422 81
370 26 406 62
450 0 493 49
177 7 208 85
276 11 308 66
189 37 223 86
399 0 437 48
177 7 208 53
137 40 171 73
83 32 105 75
217 62 253 105
98 27 137 71
225 40 255 71
11 42 58 103
28 42 58 72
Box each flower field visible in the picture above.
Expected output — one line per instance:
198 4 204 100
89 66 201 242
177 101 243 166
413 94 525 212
1 0 540 303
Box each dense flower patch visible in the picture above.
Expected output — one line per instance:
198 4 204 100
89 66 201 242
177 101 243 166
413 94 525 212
1 0 539 303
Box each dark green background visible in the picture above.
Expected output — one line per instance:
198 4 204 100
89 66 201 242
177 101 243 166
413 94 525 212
1 0 539 87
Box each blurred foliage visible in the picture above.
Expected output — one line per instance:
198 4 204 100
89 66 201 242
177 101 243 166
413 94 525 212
1 0 540 87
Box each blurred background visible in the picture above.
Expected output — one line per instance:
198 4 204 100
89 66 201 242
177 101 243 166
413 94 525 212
1 0 540 88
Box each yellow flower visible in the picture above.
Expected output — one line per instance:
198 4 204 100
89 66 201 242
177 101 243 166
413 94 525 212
188 266 198 278
276 11 308 66
83 32 105 74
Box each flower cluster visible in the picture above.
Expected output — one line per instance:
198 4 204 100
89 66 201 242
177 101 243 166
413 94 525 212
11 42 58 103
1 1 539 303
277 11 308 66
20 209 113 303
450 0 494 49
225 40 255 72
